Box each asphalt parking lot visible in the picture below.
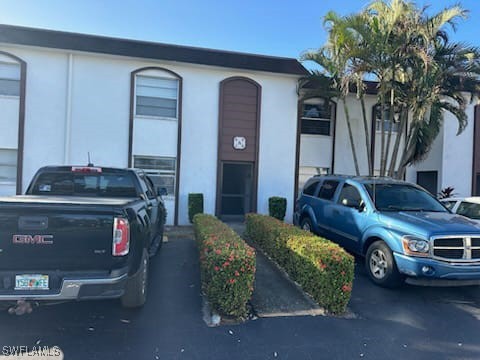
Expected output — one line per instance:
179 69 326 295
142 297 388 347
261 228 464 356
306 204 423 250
0 236 479 360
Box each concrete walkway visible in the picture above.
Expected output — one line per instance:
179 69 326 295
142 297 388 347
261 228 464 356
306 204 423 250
225 223 323 317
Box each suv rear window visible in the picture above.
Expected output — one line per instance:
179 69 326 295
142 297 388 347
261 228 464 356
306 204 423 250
318 180 339 200
30 172 138 197
303 181 319 196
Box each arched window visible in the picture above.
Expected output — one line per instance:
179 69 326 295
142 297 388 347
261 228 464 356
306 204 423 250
300 97 335 136
129 67 183 225
134 71 180 119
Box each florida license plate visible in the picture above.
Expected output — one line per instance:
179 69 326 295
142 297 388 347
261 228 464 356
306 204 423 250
15 275 49 290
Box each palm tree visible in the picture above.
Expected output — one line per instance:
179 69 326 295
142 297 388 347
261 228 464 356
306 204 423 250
300 0 480 179
397 41 480 177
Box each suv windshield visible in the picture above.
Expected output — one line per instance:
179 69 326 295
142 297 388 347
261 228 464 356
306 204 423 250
364 183 447 212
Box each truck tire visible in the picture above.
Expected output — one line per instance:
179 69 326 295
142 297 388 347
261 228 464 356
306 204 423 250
300 217 313 233
121 250 149 308
365 241 404 288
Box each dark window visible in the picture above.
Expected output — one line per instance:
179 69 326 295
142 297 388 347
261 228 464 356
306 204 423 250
30 172 138 197
475 173 480 196
303 181 319 196
139 174 155 199
365 183 446 212
301 98 333 136
318 180 339 200
456 202 480 220
417 171 438 196
338 183 362 208
442 201 457 210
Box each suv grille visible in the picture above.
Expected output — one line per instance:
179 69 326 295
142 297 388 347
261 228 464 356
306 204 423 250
432 237 480 261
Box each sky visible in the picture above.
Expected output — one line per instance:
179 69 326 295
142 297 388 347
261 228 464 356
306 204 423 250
0 0 479 64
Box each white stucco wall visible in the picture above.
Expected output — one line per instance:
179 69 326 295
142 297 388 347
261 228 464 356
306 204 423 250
441 102 476 196
299 135 332 168
332 94 378 175
405 124 444 189
0 44 300 225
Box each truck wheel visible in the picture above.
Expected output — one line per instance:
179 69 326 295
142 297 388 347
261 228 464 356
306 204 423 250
121 250 149 308
365 241 404 288
300 217 313 233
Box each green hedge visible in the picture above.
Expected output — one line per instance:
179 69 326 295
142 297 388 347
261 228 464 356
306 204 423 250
245 214 354 314
193 214 256 318
188 193 204 223
268 197 287 221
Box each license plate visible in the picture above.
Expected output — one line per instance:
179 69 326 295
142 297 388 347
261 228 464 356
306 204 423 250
15 275 49 290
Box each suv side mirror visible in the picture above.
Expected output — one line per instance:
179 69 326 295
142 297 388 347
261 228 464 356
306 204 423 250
357 201 366 212
342 198 366 212
157 187 168 196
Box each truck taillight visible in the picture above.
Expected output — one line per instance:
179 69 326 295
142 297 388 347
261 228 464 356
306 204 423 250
113 217 130 256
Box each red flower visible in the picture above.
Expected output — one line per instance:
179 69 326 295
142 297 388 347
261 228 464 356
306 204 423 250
214 266 220 271
234 271 240 277
228 278 236 284
223 261 230 268
215 249 222 255
342 284 352 292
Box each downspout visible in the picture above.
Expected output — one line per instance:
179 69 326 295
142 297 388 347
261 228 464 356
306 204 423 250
64 53 73 164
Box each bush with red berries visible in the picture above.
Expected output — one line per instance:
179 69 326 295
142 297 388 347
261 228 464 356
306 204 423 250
193 214 256 318
245 214 354 314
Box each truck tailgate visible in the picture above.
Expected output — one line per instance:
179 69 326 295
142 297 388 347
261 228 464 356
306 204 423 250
0 201 128 271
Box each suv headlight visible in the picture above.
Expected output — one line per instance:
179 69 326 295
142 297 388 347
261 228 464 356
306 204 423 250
402 236 430 257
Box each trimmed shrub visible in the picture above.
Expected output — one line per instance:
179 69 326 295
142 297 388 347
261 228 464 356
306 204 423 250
268 197 287 221
245 214 354 314
188 193 204 223
193 214 256 318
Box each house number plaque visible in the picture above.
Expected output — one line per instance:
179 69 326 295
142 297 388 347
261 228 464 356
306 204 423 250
233 136 246 150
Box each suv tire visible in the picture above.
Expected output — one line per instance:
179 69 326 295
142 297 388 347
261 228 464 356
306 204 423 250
365 241 404 288
121 250 149 308
300 217 313 233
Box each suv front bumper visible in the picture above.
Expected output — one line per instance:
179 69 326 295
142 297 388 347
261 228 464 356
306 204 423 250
394 253 480 286
0 268 128 301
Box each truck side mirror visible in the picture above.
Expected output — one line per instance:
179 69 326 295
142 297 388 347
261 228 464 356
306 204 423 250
157 187 168 196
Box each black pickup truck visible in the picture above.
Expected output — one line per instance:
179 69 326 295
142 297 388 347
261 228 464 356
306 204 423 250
0 165 166 309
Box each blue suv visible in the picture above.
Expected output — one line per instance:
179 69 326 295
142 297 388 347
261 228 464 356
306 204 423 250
294 175 480 287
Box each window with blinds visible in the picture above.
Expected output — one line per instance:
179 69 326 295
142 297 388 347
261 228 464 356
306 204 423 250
301 98 333 136
135 75 179 119
133 155 176 196
0 62 20 97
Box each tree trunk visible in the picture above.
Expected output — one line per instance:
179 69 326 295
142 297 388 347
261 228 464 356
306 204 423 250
383 95 395 176
396 124 416 179
342 98 360 176
360 96 373 176
388 107 408 177
379 98 387 176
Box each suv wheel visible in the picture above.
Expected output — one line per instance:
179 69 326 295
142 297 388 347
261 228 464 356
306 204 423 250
365 241 404 288
300 217 313 233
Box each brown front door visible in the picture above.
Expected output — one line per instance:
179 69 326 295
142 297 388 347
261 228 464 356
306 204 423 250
216 77 261 219
219 162 253 220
